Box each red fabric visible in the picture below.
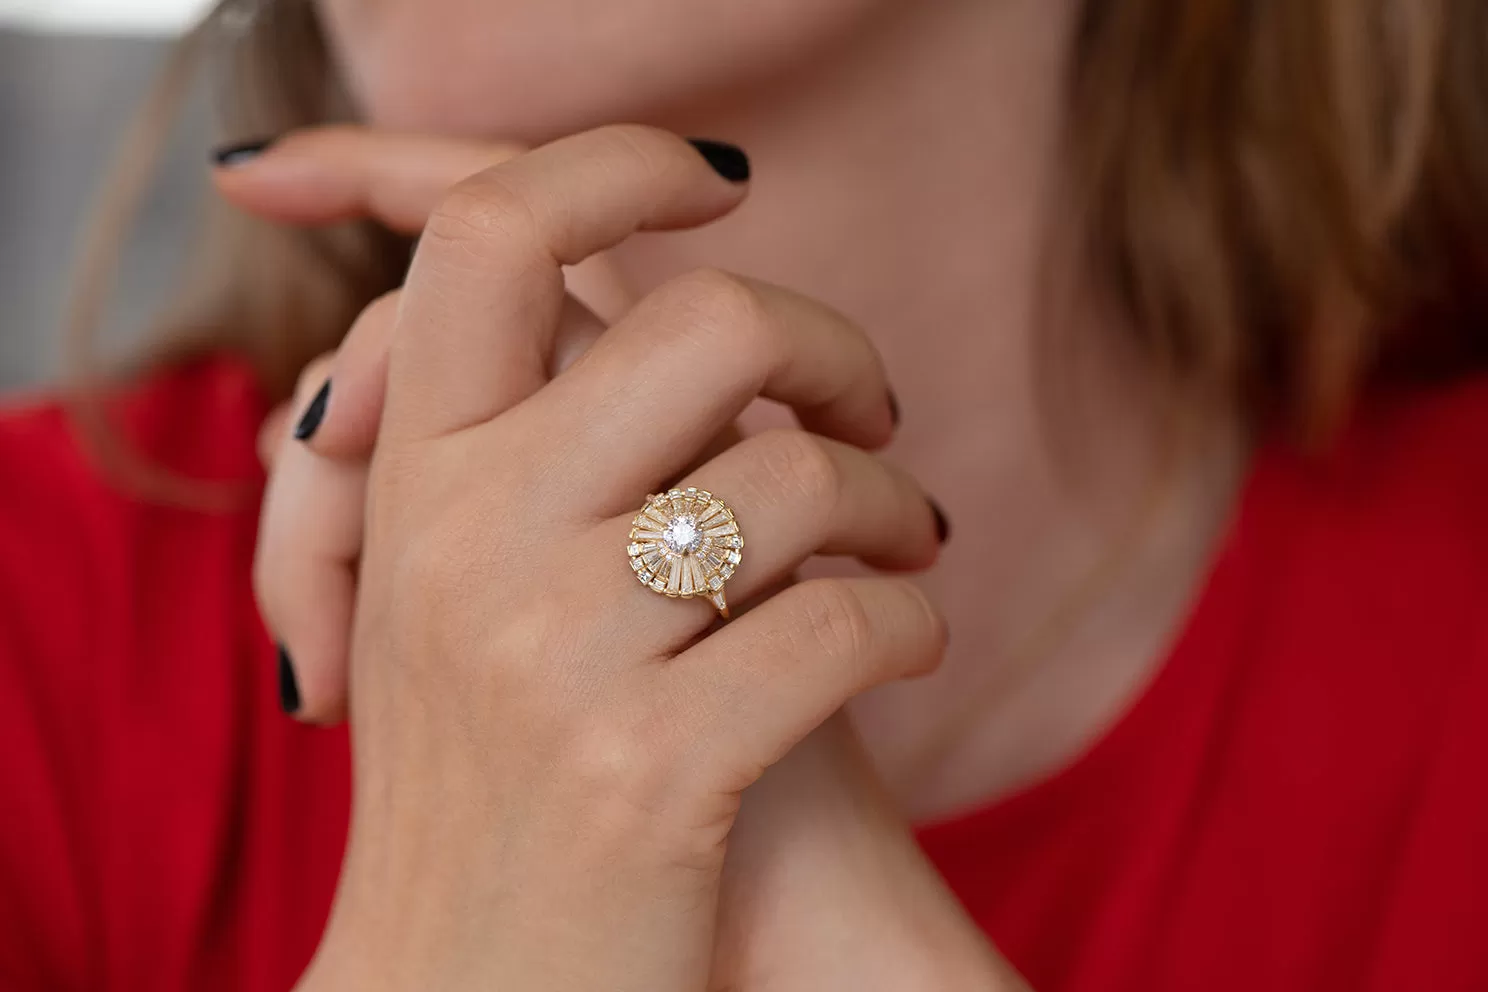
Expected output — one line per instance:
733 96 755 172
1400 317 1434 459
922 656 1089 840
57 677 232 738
0 361 348 992
1 357 1486 991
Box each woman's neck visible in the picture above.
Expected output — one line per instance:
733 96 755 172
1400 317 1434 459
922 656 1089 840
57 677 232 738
613 0 1246 815
627 0 1070 350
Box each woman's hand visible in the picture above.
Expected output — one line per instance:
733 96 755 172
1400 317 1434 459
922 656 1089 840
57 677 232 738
229 125 948 990
236 126 1020 990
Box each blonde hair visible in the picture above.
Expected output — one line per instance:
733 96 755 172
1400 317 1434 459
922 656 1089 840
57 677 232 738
1071 0 1488 440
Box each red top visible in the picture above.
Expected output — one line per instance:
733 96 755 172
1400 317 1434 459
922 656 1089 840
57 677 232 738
2 357 1486 991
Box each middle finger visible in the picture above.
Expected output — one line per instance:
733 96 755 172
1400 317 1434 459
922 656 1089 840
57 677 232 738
502 270 898 520
385 124 749 444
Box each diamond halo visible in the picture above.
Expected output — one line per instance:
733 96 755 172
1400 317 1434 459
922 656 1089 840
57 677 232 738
627 488 743 616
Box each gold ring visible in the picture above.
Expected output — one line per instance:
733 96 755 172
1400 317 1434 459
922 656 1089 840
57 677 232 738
627 488 743 617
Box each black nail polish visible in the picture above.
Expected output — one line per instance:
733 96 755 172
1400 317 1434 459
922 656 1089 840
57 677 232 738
213 137 275 167
277 645 302 715
293 380 331 442
687 139 751 183
929 500 950 544
888 391 902 429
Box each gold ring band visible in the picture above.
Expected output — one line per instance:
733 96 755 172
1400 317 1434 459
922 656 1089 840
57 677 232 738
626 488 743 617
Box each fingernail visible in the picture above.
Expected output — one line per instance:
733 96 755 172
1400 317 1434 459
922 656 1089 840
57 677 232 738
212 137 275 167
929 499 950 544
293 379 331 442
888 390 902 429
277 645 302 715
687 139 751 183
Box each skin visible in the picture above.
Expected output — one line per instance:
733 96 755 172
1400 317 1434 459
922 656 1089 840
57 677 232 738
238 0 1248 986
317 0 906 140
312 0 1244 820
240 127 1017 991
236 126 1020 991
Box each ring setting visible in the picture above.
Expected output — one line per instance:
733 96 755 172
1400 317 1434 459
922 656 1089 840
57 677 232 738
627 488 743 617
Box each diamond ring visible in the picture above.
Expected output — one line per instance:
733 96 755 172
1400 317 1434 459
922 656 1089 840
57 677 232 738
626 488 743 617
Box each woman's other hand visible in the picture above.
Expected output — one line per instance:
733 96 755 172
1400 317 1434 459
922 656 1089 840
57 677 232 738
714 715 1031 990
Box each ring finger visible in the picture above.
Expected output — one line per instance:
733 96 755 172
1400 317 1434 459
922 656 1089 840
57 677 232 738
583 427 943 651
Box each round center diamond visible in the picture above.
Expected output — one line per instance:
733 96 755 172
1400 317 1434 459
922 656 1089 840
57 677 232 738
662 516 703 555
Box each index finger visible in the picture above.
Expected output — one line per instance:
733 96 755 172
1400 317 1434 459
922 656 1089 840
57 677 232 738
385 125 750 443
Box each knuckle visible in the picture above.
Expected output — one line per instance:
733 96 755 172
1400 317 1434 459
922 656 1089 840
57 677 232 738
424 174 542 262
555 704 727 869
589 122 685 177
293 353 336 400
653 268 772 349
350 288 401 334
316 123 362 141
336 289 401 383
478 598 572 687
559 712 684 813
889 577 945 669
251 491 297 627
250 543 280 627
255 409 289 472
564 718 667 798
385 514 476 619
790 578 874 666
287 122 361 151
380 504 568 677
751 428 843 509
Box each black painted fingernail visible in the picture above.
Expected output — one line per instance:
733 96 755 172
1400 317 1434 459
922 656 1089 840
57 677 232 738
293 379 331 442
213 137 275 167
277 645 302 715
888 390 902 429
687 139 751 183
929 500 950 544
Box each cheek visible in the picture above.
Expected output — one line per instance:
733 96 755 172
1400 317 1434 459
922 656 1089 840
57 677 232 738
318 0 897 140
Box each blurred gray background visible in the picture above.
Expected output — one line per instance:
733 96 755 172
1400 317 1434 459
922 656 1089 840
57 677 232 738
1 12 209 389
